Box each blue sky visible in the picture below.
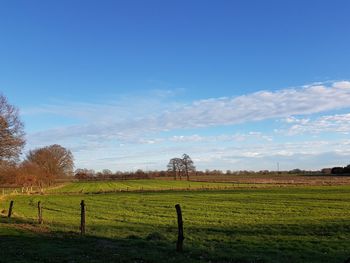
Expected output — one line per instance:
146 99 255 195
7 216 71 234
1 1 350 171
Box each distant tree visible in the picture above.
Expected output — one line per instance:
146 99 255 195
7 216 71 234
167 158 177 180
0 94 25 163
289 169 302 174
158 170 167 177
331 167 344 175
75 168 95 180
167 158 183 180
96 169 113 179
135 169 146 178
321 168 332 174
102 169 113 176
211 169 223 175
182 154 195 181
344 165 350 174
167 158 176 179
258 170 270 175
27 144 74 182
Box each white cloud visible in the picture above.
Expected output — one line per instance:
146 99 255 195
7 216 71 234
25 81 350 145
168 132 273 144
164 81 350 129
170 135 205 143
281 113 350 135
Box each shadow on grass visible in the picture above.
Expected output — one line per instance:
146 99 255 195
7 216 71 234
0 216 262 263
1 216 350 263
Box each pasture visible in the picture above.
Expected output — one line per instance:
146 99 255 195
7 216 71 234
46 179 239 194
1 180 350 263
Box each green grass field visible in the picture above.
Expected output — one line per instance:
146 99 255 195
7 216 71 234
46 179 239 194
1 180 350 263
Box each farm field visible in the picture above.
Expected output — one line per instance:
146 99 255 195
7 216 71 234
45 174 350 195
1 181 350 263
46 179 240 194
187 174 350 185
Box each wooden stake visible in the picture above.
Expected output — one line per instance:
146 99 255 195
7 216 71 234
80 200 85 236
8 200 14 218
38 201 43 224
175 204 184 252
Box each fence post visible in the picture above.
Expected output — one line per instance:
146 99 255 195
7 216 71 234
38 201 43 224
8 200 14 218
175 204 184 252
80 200 85 236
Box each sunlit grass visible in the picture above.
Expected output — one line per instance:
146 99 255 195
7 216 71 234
47 179 241 194
1 183 350 262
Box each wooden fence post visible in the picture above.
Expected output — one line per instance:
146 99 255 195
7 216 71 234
8 200 14 218
80 200 85 236
175 204 184 252
38 201 43 224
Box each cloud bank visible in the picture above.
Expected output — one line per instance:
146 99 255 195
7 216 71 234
23 81 350 170
27 81 350 143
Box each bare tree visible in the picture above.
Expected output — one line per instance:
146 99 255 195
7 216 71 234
167 158 184 180
102 169 113 176
167 158 177 180
26 144 74 184
0 94 25 163
182 154 195 181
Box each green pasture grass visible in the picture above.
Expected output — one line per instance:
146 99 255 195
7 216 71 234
46 179 242 194
1 185 350 262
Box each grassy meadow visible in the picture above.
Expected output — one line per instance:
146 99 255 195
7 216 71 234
1 180 350 262
46 179 239 194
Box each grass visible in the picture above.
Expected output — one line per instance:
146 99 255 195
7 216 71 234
46 179 240 194
1 181 350 262
189 174 350 185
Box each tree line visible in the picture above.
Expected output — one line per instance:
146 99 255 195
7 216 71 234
74 154 197 181
330 165 350 175
74 168 163 180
